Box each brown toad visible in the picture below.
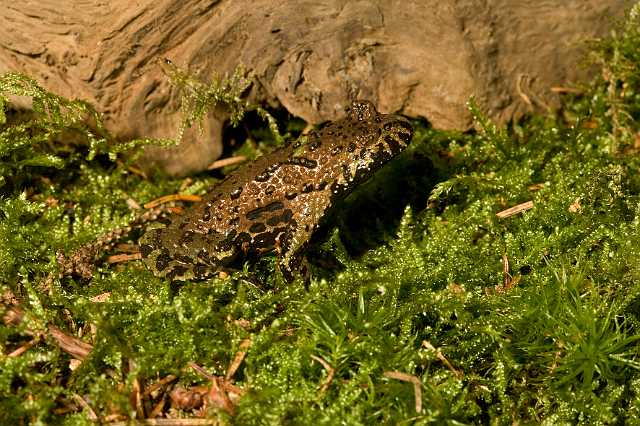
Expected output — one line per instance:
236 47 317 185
139 101 413 281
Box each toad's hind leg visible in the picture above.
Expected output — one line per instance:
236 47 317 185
139 226 234 281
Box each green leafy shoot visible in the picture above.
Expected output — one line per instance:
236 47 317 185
160 59 284 146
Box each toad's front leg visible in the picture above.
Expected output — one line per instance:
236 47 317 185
275 191 332 282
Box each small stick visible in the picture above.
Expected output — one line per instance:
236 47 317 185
421 341 463 379
8 337 40 357
311 355 335 393
383 371 422 413
48 325 93 360
107 253 142 264
3 305 93 360
109 419 216 425
131 376 145 419
207 156 247 170
89 292 111 302
187 363 245 396
226 338 252 381
144 194 201 209
496 201 534 219
72 394 98 421
502 253 511 289
127 165 148 179
148 394 167 419
527 183 545 192
188 362 216 380
143 375 178 398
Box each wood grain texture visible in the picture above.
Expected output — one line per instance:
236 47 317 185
0 0 631 175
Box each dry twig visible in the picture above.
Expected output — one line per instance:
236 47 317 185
7 337 40 357
107 253 142 264
2 304 93 360
310 355 336 393
72 394 98 421
226 338 251 381
502 253 512 289
496 200 534 219
383 371 423 413
207 156 247 170
144 194 201 209
110 419 219 425
421 341 463 379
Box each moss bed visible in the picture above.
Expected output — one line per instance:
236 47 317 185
3 7 640 425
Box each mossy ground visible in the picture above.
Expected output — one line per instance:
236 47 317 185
3 7 640 425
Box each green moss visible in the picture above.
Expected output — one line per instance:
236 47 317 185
4 6 640 424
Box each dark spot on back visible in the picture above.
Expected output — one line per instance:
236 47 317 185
265 185 276 195
331 146 342 156
246 209 262 221
285 192 297 200
247 202 283 221
309 139 321 151
193 264 210 279
395 120 413 134
342 164 351 180
230 187 243 199
396 127 412 142
167 265 188 280
384 135 401 153
155 250 172 272
266 215 283 226
249 222 267 233
286 157 317 169
197 249 210 262
301 158 317 168
302 183 314 193
255 172 270 182
217 238 234 252
236 232 252 249
266 201 284 211
347 142 356 152
253 232 277 250
175 254 194 264
140 244 154 257
265 208 294 227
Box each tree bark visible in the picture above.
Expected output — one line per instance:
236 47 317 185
0 0 631 175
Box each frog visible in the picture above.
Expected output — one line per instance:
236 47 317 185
138 100 413 281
